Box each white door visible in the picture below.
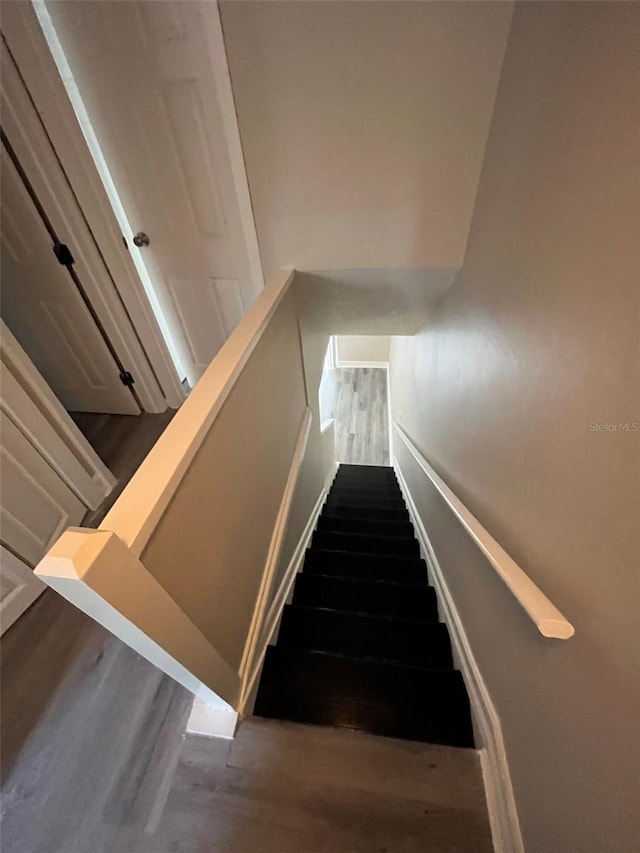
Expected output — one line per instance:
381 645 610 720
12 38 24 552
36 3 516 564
0 413 85 567
0 144 139 415
0 546 45 635
1 321 116 511
43 0 263 385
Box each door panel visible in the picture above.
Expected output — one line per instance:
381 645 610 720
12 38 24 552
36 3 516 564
0 414 85 567
0 360 110 510
0 145 139 414
0 545 45 635
45 0 261 384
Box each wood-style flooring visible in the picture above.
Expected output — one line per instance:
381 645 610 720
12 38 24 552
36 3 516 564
135 719 492 852
1 408 191 853
320 367 390 466
0 591 192 853
71 410 175 528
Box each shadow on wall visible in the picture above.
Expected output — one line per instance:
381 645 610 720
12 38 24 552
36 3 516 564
295 269 457 336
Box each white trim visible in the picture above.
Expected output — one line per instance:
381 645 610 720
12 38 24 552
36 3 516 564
320 417 335 434
36 528 241 707
239 459 338 714
323 336 337 371
238 406 312 680
0 545 46 635
385 364 394 462
393 422 574 640
101 269 295 556
205 2 264 298
0 30 173 413
335 360 390 369
1 322 116 506
2 3 185 410
330 336 339 369
393 460 525 853
186 696 238 740
1 365 109 511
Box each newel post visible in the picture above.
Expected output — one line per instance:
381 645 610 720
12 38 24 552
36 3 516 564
36 528 241 708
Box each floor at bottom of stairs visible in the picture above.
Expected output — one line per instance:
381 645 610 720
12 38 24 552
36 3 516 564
134 718 493 853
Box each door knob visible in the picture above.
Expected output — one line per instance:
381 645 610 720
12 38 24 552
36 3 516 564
133 231 150 247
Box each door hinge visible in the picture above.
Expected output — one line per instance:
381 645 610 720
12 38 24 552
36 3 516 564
119 371 135 387
53 242 75 266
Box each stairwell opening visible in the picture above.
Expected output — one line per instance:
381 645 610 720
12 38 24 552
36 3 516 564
318 335 393 467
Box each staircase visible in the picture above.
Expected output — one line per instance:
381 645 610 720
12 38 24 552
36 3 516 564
254 464 474 747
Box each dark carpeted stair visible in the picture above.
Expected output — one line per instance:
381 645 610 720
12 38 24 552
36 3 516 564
254 464 474 747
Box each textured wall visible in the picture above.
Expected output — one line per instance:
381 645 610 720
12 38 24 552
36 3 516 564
390 3 639 851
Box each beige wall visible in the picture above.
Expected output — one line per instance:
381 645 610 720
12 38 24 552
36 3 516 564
336 335 390 365
140 281 337 673
221 1 513 276
390 4 639 851
142 290 308 670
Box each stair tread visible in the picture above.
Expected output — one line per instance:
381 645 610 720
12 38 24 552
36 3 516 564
279 604 452 668
304 549 428 585
255 648 474 747
317 515 414 539
296 570 433 591
323 505 411 522
285 602 442 629
254 467 474 750
293 574 438 623
312 530 420 559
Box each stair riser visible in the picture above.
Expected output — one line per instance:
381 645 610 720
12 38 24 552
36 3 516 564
322 505 411 523
329 485 403 501
279 606 452 669
312 530 420 558
325 496 406 512
304 549 427 584
292 575 438 622
333 476 399 489
337 465 395 474
332 474 399 487
317 515 414 539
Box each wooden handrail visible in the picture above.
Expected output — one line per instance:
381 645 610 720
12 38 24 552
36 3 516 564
102 268 295 556
393 422 575 640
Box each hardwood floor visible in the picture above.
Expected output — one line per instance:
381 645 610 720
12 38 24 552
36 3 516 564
1 408 190 853
0 592 192 853
319 367 390 466
134 719 492 853
71 410 175 528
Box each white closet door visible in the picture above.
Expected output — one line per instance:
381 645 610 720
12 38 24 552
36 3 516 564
44 0 262 384
0 145 139 415
0 546 45 635
0 413 85 568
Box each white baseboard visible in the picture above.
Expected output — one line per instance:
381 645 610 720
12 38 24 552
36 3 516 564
335 360 389 369
238 460 338 714
186 696 238 740
394 459 524 853
238 408 311 684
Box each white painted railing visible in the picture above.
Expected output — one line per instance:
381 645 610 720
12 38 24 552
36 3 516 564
393 422 575 640
102 267 296 557
35 268 338 728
